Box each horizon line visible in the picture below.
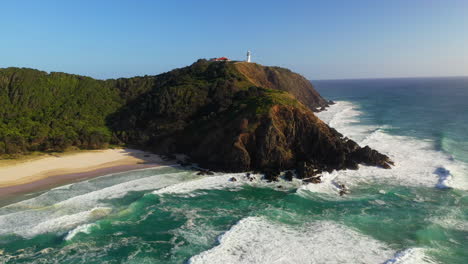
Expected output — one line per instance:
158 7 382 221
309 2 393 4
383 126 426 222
311 75 468 82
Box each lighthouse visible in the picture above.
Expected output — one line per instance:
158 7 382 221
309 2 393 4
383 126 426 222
246 50 251 63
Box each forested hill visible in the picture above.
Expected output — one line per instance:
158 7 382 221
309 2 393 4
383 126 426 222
0 60 328 156
0 68 116 154
0 67 161 154
0 60 392 176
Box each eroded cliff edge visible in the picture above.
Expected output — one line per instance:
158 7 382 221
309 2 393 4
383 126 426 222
109 59 393 177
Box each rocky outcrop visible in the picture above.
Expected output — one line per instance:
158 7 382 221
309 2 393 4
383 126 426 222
171 103 393 176
349 146 394 169
107 59 393 177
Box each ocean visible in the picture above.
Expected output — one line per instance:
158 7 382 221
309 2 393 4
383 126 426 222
0 77 467 263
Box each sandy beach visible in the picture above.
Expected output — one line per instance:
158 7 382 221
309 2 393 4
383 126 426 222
0 149 168 199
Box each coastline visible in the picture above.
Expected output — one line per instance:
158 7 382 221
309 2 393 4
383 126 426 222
0 148 169 203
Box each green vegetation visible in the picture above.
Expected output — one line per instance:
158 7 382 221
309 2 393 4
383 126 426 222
107 60 258 146
248 89 306 115
0 59 320 157
0 68 121 155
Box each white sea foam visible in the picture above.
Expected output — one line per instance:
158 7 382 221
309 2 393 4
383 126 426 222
312 101 468 192
383 248 436 264
189 216 396 264
0 166 183 215
0 168 297 239
428 207 468 232
0 207 110 238
0 168 196 238
154 174 244 195
64 223 97 241
154 173 302 195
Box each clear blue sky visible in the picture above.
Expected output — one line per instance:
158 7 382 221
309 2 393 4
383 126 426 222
1 0 467 80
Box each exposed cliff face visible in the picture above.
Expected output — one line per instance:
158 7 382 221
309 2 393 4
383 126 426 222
165 101 393 174
234 62 330 111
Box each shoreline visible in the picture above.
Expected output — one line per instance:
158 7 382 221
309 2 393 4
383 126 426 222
0 148 170 204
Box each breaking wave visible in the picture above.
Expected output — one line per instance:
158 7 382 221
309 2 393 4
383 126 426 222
313 101 468 192
190 216 400 264
0 166 195 238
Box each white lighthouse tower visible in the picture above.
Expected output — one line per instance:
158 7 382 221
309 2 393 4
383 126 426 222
246 50 251 63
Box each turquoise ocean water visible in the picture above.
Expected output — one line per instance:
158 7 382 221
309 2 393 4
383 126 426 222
0 77 467 263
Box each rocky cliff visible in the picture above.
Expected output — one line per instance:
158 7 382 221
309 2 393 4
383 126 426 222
109 59 393 176
0 59 393 177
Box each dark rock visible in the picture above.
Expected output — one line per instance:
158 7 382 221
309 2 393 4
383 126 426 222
297 162 321 179
196 170 215 176
337 183 350 196
344 139 360 153
229 177 237 182
345 159 359 170
178 161 192 167
284 171 294 181
303 176 322 184
349 146 393 169
245 173 256 181
263 168 280 182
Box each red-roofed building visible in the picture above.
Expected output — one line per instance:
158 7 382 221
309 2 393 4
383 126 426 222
211 57 230 61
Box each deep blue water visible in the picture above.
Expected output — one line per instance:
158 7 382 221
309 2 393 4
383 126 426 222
315 77 468 163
